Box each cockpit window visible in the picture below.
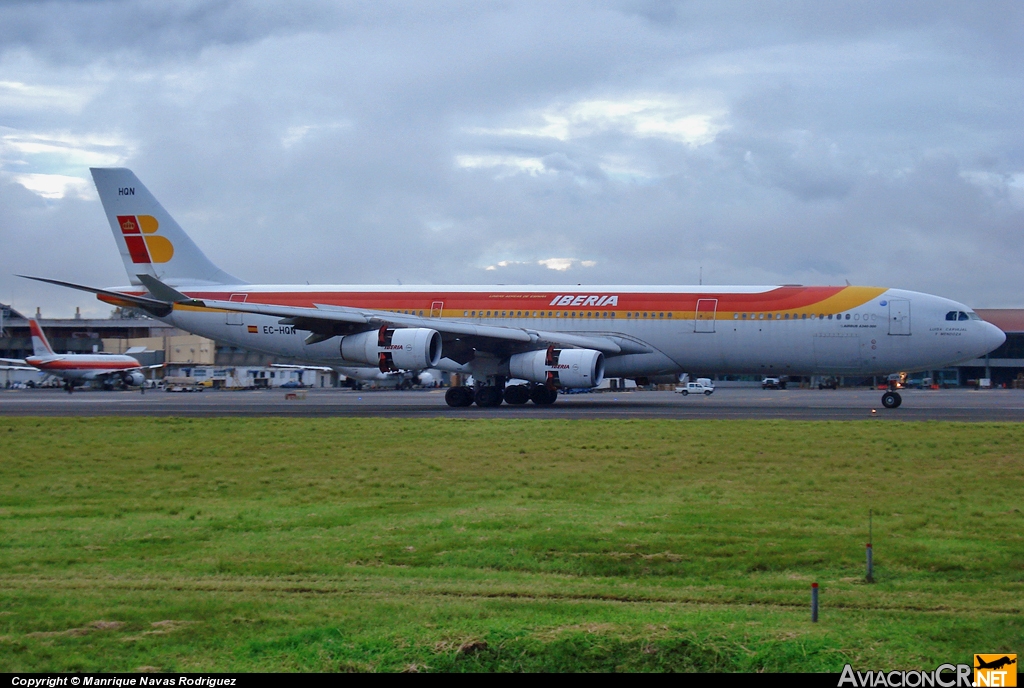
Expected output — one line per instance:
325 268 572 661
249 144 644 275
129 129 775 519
947 310 981 321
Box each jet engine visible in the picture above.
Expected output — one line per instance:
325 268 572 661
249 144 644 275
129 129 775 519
122 371 146 387
508 347 604 388
340 326 442 372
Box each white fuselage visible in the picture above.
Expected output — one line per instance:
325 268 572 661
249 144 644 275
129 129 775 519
116 283 1005 380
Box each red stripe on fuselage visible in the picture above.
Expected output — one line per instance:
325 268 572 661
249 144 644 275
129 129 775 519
116 286 850 313
27 358 140 371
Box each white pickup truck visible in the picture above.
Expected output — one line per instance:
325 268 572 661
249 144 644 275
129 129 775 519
675 381 714 396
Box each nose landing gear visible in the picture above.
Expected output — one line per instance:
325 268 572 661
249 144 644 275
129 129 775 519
881 391 902 409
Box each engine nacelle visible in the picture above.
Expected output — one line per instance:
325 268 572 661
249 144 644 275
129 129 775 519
340 326 442 372
508 347 604 388
123 371 146 387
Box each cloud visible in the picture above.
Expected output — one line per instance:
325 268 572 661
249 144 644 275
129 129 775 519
468 94 727 146
10 173 90 199
0 1 1022 317
455 154 547 176
485 258 597 271
1 129 134 199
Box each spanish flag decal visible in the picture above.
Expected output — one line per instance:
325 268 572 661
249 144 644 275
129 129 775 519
247 325 258 333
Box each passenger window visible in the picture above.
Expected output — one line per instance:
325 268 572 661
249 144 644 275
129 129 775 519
734 313 740 319
845 314 850 320
767 314 772 319
827 315 832 320
784 313 790 320
463 311 468 316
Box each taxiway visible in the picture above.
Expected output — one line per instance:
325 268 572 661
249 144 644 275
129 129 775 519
1 387 1022 421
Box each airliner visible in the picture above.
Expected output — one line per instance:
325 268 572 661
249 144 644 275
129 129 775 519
23 168 1006 409
0 319 155 393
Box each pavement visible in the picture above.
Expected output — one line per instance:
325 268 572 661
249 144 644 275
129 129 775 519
2 387 1023 421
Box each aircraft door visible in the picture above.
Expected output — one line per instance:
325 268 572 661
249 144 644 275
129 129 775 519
430 301 444 318
695 299 717 333
225 293 247 325
888 299 911 336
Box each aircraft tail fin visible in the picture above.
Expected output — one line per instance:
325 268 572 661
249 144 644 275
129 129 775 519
28 319 55 356
90 168 244 287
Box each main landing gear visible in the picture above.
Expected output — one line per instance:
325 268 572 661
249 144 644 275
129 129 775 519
881 391 902 409
443 383 559 408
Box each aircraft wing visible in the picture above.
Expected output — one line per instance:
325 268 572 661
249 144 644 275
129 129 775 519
194 296 645 356
271 363 336 372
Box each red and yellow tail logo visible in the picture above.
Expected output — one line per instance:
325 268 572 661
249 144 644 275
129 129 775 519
117 215 173 264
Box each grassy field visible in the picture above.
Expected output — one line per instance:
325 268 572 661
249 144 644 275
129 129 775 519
0 417 1020 672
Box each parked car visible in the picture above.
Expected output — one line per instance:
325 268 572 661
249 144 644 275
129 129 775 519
676 381 714 396
762 377 786 390
280 380 306 388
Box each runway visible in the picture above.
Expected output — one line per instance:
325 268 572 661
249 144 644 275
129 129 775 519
2 387 1023 420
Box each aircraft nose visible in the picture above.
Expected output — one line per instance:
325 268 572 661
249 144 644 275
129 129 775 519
982 322 1006 354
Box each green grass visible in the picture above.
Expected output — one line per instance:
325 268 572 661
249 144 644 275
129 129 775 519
0 418 1020 672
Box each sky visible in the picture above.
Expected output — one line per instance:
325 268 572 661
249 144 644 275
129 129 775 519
1 0 1022 318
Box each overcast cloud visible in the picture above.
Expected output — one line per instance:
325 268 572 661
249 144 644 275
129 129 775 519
1 0 1022 317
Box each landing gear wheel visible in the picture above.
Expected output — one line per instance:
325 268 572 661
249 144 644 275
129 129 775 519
530 385 558 405
881 391 902 409
445 386 474 407
503 385 530 405
475 386 503 407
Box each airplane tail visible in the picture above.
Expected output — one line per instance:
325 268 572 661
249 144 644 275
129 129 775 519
28 319 55 357
90 168 243 287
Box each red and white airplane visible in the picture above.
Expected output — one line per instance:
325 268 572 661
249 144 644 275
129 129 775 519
0 319 154 393
23 168 1006 408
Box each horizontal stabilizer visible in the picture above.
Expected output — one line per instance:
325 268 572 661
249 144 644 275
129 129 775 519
18 275 174 317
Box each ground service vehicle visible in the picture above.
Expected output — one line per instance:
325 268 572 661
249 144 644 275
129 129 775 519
676 382 714 395
23 168 1006 411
